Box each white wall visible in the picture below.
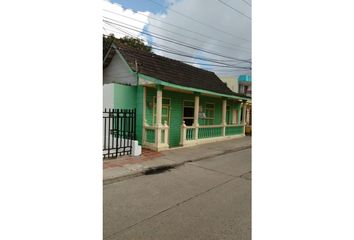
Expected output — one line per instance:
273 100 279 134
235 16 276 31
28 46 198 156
103 83 114 109
103 51 137 85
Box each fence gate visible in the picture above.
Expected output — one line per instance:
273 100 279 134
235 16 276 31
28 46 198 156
103 108 136 159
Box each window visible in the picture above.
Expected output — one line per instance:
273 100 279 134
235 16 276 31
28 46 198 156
183 100 194 126
153 97 170 125
204 103 214 125
244 86 248 94
226 105 232 124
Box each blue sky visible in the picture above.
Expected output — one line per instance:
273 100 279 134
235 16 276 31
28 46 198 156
111 0 168 14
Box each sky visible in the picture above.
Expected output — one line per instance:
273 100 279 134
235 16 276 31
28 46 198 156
103 0 251 77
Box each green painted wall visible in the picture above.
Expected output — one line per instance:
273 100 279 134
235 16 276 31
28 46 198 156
110 84 243 147
110 84 144 145
145 88 242 148
199 96 222 125
114 84 137 109
146 88 195 147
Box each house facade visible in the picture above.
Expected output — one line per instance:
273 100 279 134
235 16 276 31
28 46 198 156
220 75 252 135
104 43 251 151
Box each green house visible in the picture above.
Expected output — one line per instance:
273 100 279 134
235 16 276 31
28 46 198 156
103 43 251 151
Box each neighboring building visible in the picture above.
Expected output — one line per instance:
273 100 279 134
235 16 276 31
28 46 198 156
219 75 252 135
238 75 252 97
219 76 238 93
238 75 252 134
103 42 251 151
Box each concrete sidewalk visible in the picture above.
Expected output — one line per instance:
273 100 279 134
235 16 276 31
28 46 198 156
103 136 251 185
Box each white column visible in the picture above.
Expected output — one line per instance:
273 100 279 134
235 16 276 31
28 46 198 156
242 101 247 135
156 86 162 127
242 101 247 125
155 85 163 149
193 94 200 140
164 120 169 145
180 121 187 145
222 99 227 136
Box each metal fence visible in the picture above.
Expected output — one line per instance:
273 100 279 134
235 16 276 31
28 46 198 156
103 108 136 159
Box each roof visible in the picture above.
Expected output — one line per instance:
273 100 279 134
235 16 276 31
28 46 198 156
112 43 249 99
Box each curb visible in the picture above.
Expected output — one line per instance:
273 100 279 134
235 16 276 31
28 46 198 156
103 144 251 185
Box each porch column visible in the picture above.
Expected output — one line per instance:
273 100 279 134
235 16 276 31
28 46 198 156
155 85 163 148
193 93 200 141
222 98 227 136
242 100 247 135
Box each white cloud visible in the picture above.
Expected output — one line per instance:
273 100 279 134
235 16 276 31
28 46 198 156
102 0 150 44
102 0 251 77
147 0 252 76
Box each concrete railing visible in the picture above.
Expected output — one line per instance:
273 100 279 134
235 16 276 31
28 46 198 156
180 122 245 146
143 120 169 151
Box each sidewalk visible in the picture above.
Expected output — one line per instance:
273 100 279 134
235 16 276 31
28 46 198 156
103 136 251 185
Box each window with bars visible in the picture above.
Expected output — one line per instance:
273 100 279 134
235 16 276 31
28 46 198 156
183 100 194 126
153 97 171 125
204 103 214 125
226 105 232 124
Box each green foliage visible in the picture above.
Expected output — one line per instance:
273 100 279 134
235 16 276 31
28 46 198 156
103 34 152 53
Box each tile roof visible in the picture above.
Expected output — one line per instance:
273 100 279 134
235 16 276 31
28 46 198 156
113 43 249 98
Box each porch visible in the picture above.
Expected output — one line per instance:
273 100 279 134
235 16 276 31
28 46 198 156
141 84 250 151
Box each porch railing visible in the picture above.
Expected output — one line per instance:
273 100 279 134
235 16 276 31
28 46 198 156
145 126 155 143
180 122 245 146
225 125 244 136
142 120 169 151
198 125 223 139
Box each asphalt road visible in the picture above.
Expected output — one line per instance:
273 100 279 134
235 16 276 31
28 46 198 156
103 148 251 240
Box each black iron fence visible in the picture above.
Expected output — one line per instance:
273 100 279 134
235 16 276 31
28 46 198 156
103 108 136 159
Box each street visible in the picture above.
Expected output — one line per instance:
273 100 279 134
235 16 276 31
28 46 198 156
103 147 251 240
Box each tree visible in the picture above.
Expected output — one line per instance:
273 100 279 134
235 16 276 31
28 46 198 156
103 34 152 53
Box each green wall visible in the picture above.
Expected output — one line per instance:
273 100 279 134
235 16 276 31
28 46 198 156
145 88 241 148
146 88 195 147
199 95 222 125
110 84 243 147
114 84 137 109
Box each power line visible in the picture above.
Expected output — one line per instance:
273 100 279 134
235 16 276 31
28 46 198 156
145 0 250 42
240 0 252 7
103 27 251 70
103 24 251 69
104 21 251 67
103 18 251 63
103 9 251 52
103 28 250 70
215 0 251 20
